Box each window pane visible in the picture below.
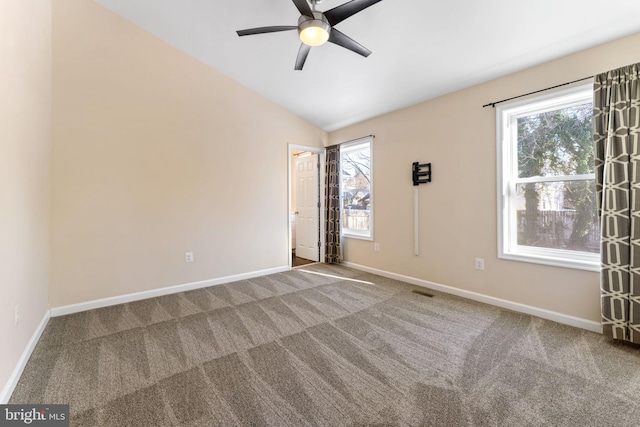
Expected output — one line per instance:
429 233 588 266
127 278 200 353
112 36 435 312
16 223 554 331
341 143 371 236
515 180 599 253
517 103 594 178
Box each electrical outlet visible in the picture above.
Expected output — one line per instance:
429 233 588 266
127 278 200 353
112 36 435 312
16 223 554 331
475 258 485 271
374 243 380 252
15 304 19 326
185 252 194 263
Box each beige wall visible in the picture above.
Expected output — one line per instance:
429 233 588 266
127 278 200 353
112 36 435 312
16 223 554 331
0 1 52 398
50 0 326 307
329 32 640 323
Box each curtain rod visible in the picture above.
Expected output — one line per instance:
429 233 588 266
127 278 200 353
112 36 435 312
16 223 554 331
335 135 375 146
482 75 594 108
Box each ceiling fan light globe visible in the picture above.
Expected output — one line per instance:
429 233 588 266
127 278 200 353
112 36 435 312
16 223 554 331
300 27 329 46
298 18 330 46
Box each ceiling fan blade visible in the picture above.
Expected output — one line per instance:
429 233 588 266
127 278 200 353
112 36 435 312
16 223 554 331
292 0 314 17
295 43 312 70
328 29 371 57
237 26 297 36
324 0 383 26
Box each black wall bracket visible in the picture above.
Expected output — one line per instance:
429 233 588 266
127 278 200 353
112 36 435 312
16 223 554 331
412 162 431 186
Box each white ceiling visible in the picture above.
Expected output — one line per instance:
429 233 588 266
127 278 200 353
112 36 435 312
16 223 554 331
95 0 640 131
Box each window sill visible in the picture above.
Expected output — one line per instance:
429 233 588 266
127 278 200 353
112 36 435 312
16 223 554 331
342 231 373 241
499 250 599 272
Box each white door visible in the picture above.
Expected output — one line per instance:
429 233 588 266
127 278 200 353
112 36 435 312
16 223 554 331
295 153 319 261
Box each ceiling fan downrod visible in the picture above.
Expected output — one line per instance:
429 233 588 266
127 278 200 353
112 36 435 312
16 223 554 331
310 0 323 12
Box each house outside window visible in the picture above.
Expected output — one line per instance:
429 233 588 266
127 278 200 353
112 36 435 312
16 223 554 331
341 137 373 240
497 83 599 271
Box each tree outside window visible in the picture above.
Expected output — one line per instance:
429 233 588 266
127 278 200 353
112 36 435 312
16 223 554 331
516 103 598 252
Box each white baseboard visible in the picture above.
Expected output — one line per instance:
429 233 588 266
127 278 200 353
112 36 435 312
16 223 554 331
50 265 290 317
343 262 602 334
1 309 51 404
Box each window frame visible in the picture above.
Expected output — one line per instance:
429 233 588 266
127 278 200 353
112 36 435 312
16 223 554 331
340 136 374 241
496 83 599 271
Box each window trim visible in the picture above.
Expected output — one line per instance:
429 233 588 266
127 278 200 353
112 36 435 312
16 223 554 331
340 136 374 241
496 83 599 271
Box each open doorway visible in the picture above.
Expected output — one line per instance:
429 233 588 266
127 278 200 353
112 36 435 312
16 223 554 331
288 144 325 268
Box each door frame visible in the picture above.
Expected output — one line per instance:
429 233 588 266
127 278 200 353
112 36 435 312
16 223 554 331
288 144 326 268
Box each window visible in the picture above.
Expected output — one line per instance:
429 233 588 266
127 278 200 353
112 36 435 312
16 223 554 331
341 136 373 240
497 84 599 271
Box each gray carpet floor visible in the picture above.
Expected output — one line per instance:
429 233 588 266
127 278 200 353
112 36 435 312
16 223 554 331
10 264 640 426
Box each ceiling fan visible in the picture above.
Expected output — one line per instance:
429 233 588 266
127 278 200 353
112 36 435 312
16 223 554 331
236 0 383 70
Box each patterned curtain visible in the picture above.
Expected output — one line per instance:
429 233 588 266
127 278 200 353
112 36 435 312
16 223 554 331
595 63 640 343
325 145 341 264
